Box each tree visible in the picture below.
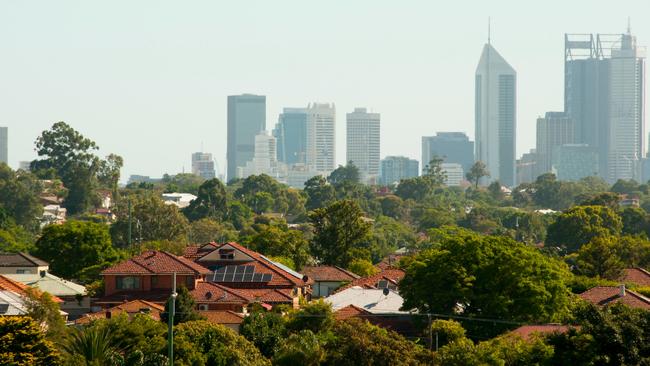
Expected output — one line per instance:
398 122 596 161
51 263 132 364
160 286 202 325
575 236 625 280
182 178 227 222
400 232 572 323
327 162 360 186
611 179 639 194
394 177 434 201
0 317 61 366
378 195 406 220
423 156 447 187
273 330 325 366
160 173 205 195
34 220 119 279
620 207 649 236
188 218 238 244
240 311 287 358
62 327 122 365
430 319 467 349
245 224 311 269
110 194 189 247
546 205 622 252
309 200 372 267
579 192 620 209
304 175 336 211
31 122 102 214
347 258 378 277
466 161 490 188
24 288 66 340
286 300 335 334
97 153 124 196
487 180 504 201
0 164 43 230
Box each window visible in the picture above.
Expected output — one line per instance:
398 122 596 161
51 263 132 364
116 276 141 290
219 249 234 260
16 269 29 274
185 276 194 288
151 276 158 288
377 280 388 289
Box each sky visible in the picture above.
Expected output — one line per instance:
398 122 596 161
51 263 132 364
1 1 649 181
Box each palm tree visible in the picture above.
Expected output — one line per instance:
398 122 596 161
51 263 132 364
62 327 122 365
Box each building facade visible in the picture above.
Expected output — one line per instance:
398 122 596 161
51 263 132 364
421 132 474 174
191 152 216 180
536 112 574 176
227 94 266 181
441 163 464 186
0 127 7 165
554 144 599 181
237 131 282 180
274 108 308 166
306 103 336 175
475 43 517 186
379 156 419 186
346 108 380 184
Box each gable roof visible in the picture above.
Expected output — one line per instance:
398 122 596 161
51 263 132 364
0 252 48 267
199 310 245 325
191 282 251 304
579 286 650 310
335 268 405 293
335 304 372 320
75 299 165 324
620 267 650 287
326 286 407 314
302 266 359 282
0 274 63 303
509 324 578 341
101 250 210 275
6 272 86 296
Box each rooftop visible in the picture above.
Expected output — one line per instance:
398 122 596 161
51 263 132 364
75 299 164 324
101 250 210 276
620 267 650 287
326 286 407 314
301 266 359 282
0 252 48 267
509 324 578 341
6 272 86 297
579 286 650 310
199 310 245 325
335 268 405 293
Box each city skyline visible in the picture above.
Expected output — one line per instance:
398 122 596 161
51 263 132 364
2 2 650 180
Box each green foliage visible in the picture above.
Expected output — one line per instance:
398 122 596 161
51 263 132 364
188 218 239 244
394 177 434 201
244 222 311 269
173 320 270 366
0 316 61 366
400 232 572 323
62 326 122 365
546 205 622 252
621 207 649 236
430 319 466 349
423 156 447 187
34 220 119 279
327 162 360 187
24 288 66 341
273 330 325 366
97 153 124 195
240 311 287 358
160 286 202 325
304 175 336 211
378 195 406 220
182 178 227 222
575 236 625 280
309 200 372 267
0 164 43 230
286 300 335 334
160 173 205 195
235 174 294 214
347 258 378 277
466 161 490 188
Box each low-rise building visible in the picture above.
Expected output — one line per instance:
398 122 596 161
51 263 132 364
301 266 359 298
75 299 164 324
579 285 650 310
162 193 197 209
0 252 49 275
335 268 405 294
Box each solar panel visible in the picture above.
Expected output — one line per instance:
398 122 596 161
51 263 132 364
243 274 253 282
225 266 236 274
233 274 244 282
215 266 227 273
261 274 273 282
252 273 263 282
209 265 271 283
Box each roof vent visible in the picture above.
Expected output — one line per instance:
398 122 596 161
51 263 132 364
205 291 213 300
620 284 626 297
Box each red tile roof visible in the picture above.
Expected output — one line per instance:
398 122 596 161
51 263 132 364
375 256 404 271
75 300 164 324
579 286 650 310
302 266 359 282
232 288 294 303
101 251 210 275
199 310 245 325
191 282 251 304
621 267 650 287
509 324 578 341
335 304 371 320
335 268 406 293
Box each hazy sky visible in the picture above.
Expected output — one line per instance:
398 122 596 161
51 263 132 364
1 1 649 180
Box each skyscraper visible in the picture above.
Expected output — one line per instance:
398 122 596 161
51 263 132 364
475 42 517 186
237 131 281 179
565 30 645 182
346 108 380 184
227 94 266 181
536 112 574 176
306 103 336 174
191 152 216 180
421 132 474 174
274 108 308 166
0 127 7 165
379 156 419 186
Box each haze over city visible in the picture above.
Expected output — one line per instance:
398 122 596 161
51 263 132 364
1 0 649 180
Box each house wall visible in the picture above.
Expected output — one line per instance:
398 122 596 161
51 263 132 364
0 266 49 275
104 274 199 296
312 281 344 298
60 296 91 320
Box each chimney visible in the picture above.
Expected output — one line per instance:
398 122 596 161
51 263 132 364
619 284 626 297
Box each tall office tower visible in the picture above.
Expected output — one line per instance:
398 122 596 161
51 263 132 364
346 108 380 184
475 41 517 186
237 131 281 179
379 156 419 186
441 163 464 186
306 103 336 174
536 112 574 176
421 132 474 174
274 108 308 165
565 29 645 182
227 94 266 181
517 149 539 185
191 152 216 180
0 127 7 165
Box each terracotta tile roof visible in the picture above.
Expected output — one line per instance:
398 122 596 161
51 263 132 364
579 286 650 310
335 268 406 293
75 300 164 324
620 267 650 287
184 242 307 287
509 324 578 341
375 256 404 271
191 282 251 304
95 290 173 305
302 266 359 282
0 274 63 302
335 304 371 320
0 252 48 267
101 251 210 275
232 288 294 303
199 310 245 325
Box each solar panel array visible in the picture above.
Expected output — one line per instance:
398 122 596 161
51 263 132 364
210 265 273 283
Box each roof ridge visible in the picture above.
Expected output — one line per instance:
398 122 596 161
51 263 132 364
633 267 650 277
218 242 305 285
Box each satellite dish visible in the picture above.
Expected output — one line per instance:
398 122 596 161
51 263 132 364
205 291 213 299
383 288 390 296
302 275 309 282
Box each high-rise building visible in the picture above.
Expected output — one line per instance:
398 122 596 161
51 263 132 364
475 41 517 186
0 127 7 165
346 108 380 184
441 163 464 186
274 108 308 166
237 131 281 179
565 30 645 182
536 112 574 176
191 152 216 180
306 103 336 174
554 144 599 181
227 94 266 181
421 132 474 174
517 149 538 184
379 156 419 186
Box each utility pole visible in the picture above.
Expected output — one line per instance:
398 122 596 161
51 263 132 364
167 272 177 366
428 314 433 351
127 198 132 249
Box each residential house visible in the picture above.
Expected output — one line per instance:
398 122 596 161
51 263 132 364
0 252 49 275
334 268 406 294
183 242 311 308
620 267 650 287
199 310 245 333
509 324 578 342
0 275 67 320
301 266 359 297
41 204 66 227
162 193 197 209
579 285 650 310
75 299 164 324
